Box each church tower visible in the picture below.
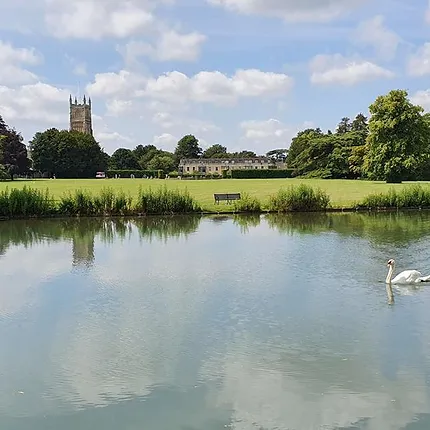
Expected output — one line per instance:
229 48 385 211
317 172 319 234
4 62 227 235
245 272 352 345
69 94 93 135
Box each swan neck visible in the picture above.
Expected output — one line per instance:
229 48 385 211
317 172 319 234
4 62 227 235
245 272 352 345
386 265 394 284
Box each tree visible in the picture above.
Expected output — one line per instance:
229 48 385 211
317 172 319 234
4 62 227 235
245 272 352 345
0 115 31 180
336 117 352 134
174 135 202 162
147 153 176 173
286 128 324 168
203 144 227 158
351 113 368 134
29 129 107 178
231 150 257 158
266 149 288 162
133 144 157 160
109 148 140 170
362 89 430 183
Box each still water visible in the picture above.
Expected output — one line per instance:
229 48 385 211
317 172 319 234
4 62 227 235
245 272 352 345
1 212 430 429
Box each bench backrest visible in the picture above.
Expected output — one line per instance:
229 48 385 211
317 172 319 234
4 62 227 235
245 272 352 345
214 193 241 199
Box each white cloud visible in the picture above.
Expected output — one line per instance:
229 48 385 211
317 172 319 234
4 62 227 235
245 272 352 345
120 30 206 63
239 119 312 153
0 40 42 85
411 89 430 111
151 133 178 151
87 68 293 106
407 43 430 77
310 54 395 86
45 0 155 39
0 82 69 125
86 70 147 98
353 15 401 60
207 0 363 23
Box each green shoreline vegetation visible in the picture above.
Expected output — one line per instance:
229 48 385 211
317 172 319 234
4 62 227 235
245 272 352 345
1 183 430 219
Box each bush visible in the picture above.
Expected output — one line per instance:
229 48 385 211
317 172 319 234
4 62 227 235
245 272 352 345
135 186 201 214
268 184 331 212
106 169 163 179
0 186 55 217
233 192 261 212
358 185 430 209
231 169 295 179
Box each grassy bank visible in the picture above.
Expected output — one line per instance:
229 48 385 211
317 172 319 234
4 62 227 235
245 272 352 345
3 178 430 212
1 182 430 219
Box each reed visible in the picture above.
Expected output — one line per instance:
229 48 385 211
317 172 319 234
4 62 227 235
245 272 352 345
0 186 55 217
358 185 430 208
135 186 201 214
268 184 331 212
233 192 261 212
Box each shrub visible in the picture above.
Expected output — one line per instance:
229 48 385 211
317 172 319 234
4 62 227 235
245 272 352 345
358 185 430 209
135 186 201 214
0 186 55 217
233 192 261 212
268 184 331 212
231 169 295 179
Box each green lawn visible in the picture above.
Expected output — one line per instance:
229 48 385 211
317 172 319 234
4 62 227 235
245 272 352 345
2 178 430 211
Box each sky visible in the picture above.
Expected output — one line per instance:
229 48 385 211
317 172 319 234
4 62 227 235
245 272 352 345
1 0 430 156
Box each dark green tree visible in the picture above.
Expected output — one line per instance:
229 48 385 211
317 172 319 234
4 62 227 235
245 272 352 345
147 153 176 173
351 113 368 134
109 148 140 170
0 115 31 180
203 144 227 158
336 117 352 134
266 149 288 162
363 89 430 183
174 135 202 162
29 129 107 178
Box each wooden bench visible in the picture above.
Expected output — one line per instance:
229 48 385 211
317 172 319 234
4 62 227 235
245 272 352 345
214 193 241 204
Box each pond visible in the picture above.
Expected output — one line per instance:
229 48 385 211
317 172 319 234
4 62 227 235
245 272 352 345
1 212 430 429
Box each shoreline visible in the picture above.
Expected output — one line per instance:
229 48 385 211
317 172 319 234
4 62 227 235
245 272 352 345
1 205 430 221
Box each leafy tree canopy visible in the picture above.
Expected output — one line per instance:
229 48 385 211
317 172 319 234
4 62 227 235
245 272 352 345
29 129 107 178
0 115 31 180
363 89 430 183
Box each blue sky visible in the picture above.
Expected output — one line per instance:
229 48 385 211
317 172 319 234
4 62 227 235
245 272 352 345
1 0 430 155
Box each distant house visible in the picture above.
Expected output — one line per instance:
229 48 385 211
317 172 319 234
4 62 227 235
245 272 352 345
178 157 285 176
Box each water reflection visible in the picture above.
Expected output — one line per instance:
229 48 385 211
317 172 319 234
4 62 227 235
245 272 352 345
1 213 430 429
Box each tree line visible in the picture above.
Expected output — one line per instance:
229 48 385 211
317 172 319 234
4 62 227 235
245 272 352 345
287 89 430 182
0 89 429 182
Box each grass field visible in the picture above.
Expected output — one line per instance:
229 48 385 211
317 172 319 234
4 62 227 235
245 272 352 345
2 177 430 212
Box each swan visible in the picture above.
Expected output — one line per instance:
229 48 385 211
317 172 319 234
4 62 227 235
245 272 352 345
385 259 430 284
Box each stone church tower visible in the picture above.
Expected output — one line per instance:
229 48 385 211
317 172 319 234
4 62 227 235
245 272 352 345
69 95 93 135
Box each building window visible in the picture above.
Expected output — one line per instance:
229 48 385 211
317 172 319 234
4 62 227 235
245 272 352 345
187 167 190 171
215 167 219 171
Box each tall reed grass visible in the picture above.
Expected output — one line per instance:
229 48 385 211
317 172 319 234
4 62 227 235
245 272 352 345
58 188 133 216
0 186 201 218
135 186 200 214
358 185 430 209
0 186 55 217
233 192 261 212
268 184 331 212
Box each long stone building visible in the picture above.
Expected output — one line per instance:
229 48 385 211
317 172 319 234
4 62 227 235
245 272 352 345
69 95 93 135
178 157 284 175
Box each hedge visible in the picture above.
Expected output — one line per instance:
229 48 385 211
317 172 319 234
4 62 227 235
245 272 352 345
230 169 295 179
106 169 163 179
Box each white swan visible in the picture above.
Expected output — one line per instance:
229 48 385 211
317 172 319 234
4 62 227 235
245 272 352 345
385 259 430 284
